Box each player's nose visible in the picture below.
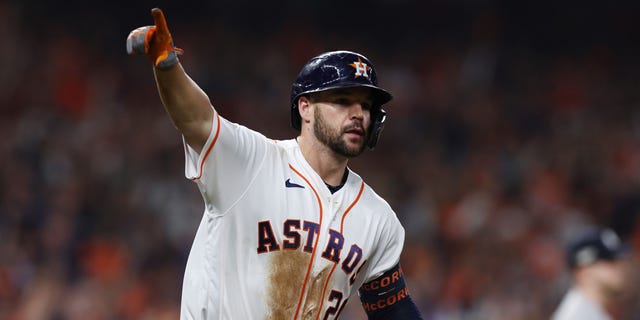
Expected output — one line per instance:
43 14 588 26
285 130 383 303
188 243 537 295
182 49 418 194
348 102 368 120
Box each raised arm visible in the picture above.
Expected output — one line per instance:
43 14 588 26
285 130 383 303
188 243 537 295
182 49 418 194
127 8 213 153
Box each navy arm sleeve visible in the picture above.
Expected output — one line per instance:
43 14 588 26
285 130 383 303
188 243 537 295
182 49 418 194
358 263 423 320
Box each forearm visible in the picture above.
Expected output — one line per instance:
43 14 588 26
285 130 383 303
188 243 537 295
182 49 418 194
126 8 213 153
359 264 423 320
154 63 213 153
364 296 423 320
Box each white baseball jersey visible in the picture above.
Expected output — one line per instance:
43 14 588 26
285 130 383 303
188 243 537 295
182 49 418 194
552 288 612 320
179 111 405 320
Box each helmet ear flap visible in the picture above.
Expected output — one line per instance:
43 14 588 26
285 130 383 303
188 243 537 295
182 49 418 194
367 108 386 150
291 103 302 130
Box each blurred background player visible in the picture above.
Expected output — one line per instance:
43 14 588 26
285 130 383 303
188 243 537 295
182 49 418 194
552 228 632 320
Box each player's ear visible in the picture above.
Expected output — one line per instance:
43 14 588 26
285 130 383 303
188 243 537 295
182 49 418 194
298 95 313 127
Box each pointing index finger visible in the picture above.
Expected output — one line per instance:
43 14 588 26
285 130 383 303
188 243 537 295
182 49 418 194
151 8 170 34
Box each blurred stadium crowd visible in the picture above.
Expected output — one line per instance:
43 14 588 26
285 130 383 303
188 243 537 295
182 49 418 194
1 1 640 319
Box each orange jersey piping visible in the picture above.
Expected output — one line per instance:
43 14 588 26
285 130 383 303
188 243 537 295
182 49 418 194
314 181 365 320
289 164 324 320
190 112 221 181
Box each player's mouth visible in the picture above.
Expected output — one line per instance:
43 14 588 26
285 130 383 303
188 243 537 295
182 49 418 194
344 126 365 139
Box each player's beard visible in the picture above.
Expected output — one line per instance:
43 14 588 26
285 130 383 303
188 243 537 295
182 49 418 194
313 108 366 157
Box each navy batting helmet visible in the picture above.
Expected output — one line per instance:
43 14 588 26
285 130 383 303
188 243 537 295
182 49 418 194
566 228 630 269
290 50 393 149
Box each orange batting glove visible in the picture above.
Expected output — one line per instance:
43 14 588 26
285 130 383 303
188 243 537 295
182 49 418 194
126 8 184 70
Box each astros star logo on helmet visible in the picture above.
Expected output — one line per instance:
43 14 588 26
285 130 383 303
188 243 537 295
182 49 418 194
349 58 372 79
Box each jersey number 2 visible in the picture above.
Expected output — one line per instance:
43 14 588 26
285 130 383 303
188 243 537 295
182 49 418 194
323 290 348 320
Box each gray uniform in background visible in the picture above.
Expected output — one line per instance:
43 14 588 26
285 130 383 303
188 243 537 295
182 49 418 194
552 288 611 320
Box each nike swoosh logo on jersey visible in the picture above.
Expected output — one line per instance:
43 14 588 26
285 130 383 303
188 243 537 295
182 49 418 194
285 178 305 189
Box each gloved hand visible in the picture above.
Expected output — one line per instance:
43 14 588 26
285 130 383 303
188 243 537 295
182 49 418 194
126 8 183 70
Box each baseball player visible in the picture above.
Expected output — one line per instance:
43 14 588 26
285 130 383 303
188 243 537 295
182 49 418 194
126 8 423 320
552 228 631 320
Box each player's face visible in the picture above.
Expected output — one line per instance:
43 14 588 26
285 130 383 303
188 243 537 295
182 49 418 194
588 259 631 297
310 88 373 157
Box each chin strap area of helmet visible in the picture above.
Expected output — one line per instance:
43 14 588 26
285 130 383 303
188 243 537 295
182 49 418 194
366 108 386 150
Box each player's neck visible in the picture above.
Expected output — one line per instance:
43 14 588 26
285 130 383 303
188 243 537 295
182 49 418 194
296 135 349 186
